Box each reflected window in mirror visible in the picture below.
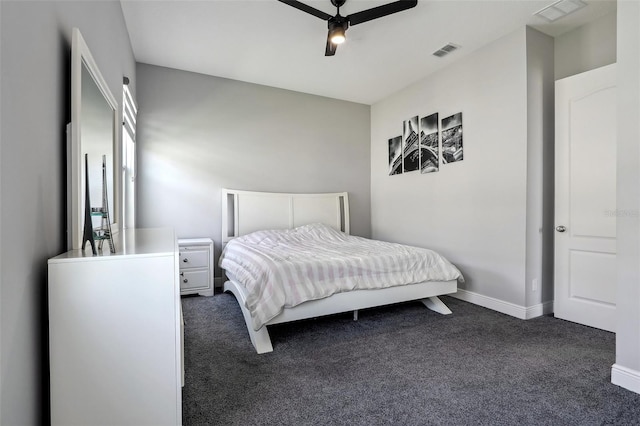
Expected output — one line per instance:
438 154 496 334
122 80 137 230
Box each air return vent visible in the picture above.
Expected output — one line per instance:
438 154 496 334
433 43 460 58
535 0 586 22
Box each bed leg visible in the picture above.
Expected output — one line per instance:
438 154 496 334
248 326 274 354
224 280 275 354
353 310 359 321
421 296 452 315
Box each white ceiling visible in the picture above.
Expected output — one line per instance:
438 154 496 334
120 0 616 105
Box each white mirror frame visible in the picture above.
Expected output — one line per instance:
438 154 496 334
69 28 120 250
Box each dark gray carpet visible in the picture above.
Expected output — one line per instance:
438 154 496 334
181 294 640 426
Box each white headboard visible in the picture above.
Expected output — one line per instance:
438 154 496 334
222 189 350 243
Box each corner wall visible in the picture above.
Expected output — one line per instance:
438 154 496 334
525 27 555 309
135 64 371 274
0 2 136 423
612 0 640 394
371 27 554 317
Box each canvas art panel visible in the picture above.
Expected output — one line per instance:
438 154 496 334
441 112 463 164
419 113 439 173
388 136 402 176
402 116 420 172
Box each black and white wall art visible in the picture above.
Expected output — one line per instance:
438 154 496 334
402 116 420 173
441 112 463 164
419 113 439 173
387 110 464 176
388 135 403 176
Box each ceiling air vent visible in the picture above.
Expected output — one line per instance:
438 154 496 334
433 43 460 58
535 0 587 22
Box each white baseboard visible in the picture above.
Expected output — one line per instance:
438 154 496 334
451 289 553 320
612 364 640 394
525 300 554 319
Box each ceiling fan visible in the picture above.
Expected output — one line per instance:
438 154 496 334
277 0 418 56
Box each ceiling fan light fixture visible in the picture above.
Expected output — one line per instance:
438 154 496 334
278 0 418 56
329 21 347 45
330 28 346 44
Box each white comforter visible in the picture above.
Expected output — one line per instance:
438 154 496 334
219 223 463 330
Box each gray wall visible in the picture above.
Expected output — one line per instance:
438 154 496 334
0 1 136 423
135 63 371 274
370 27 554 313
615 0 640 386
555 11 616 80
525 27 556 307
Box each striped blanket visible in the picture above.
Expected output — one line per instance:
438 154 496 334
219 223 463 330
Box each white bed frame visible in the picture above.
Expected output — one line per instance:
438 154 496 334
221 189 457 354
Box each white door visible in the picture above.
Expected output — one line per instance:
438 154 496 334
554 64 617 332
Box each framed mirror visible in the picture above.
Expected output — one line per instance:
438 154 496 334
68 28 119 251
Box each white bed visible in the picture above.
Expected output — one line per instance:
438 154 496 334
220 189 461 354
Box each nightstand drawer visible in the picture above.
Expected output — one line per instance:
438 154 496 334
178 238 214 297
179 249 209 269
180 270 209 290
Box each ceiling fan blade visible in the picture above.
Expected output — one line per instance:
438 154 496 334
325 37 337 56
347 0 418 26
277 0 333 21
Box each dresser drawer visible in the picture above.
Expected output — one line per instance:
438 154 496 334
179 249 209 269
180 270 209 290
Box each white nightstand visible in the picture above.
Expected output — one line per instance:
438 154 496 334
178 238 214 296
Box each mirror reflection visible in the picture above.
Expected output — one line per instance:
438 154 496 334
81 62 115 231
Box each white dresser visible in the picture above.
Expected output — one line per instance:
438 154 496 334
48 228 182 426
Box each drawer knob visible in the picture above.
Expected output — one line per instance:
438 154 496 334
183 258 188 263
183 279 188 283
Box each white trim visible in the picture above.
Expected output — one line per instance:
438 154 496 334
611 364 640 394
452 289 553 319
